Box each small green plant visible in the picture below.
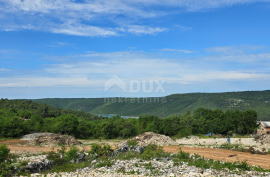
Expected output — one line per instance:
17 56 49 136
127 140 138 146
19 160 29 166
141 144 170 160
0 144 15 177
57 145 67 155
95 159 113 168
47 151 65 165
90 143 113 157
65 146 79 162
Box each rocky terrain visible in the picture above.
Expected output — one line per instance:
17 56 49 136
3 132 270 176
21 133 54 141
28 134 82 147
22 155 270 177
120 132 178 146
254 132 270 144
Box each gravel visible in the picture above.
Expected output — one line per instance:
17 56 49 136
19 155 270 177
20 133 54 141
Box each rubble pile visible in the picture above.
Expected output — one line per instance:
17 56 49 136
121 132 178 146
28 134 81 146
20 133 54 141
254 132 270 144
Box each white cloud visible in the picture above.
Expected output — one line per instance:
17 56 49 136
45 42 70 48
118 25 167 35
0 77 104 87
1 48 270 89
1 0 269 36
160 48 195 53
50 23 118 37
0 68 10 72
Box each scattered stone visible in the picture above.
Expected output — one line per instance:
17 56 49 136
76 153 86 163
254 132 270 144
120 132 178 146
28 134 82 146
20 133 54 141
112 144 144 156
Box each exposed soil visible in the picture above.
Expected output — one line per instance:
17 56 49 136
0 139 28 145
2 140 270 169
163 146 270 169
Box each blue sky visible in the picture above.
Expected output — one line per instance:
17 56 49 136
0 0 270 99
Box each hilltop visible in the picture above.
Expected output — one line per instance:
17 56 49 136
31 90 270 120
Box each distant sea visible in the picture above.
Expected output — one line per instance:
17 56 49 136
97 114 139 119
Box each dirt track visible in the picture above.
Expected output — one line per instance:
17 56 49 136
163 146 270 169
2 140 270 169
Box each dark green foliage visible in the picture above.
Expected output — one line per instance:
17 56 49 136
0 98 259 139
127 140 138 146
141 144 170 160
0 144 10 163
90 144 113 157
0 145 15 177
47 151 65 165
65 146 79 162
52 114 79 136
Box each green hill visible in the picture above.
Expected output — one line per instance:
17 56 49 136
32 90 270 120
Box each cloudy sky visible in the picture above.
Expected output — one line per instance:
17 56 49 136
0 0 270 99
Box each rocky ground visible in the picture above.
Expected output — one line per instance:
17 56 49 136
3 132 270 176
21 155 270 177
176 136 270 151
120 132 178 146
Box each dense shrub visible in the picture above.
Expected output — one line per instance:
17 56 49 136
90 144 113 157
0 144 10 163
0 145 14 177
127 140 138 146
65 146 79 161
141 144 170 160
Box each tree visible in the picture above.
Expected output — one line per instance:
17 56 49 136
241 110 257 134
53 114 79 136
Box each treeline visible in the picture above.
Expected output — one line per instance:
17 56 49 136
0 99 258 139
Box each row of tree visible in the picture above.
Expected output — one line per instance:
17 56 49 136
0 99 258 139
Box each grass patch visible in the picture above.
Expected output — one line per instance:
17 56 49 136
40 161 91 174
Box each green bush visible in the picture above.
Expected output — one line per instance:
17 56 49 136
90 144 113 157
47 151 65 165
115 151 141 160
141 144 170 160
0 145 14 177
127 140 138 146
65 146 79 162
95 159 113 168
0 144 10 163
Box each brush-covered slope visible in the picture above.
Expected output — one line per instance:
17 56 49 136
32 90 270 120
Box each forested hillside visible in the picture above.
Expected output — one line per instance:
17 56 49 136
0 98 258 138
32 90 270 120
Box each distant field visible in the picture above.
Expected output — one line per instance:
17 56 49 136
32 90 270 120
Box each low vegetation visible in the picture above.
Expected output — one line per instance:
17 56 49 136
44 144 270 176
